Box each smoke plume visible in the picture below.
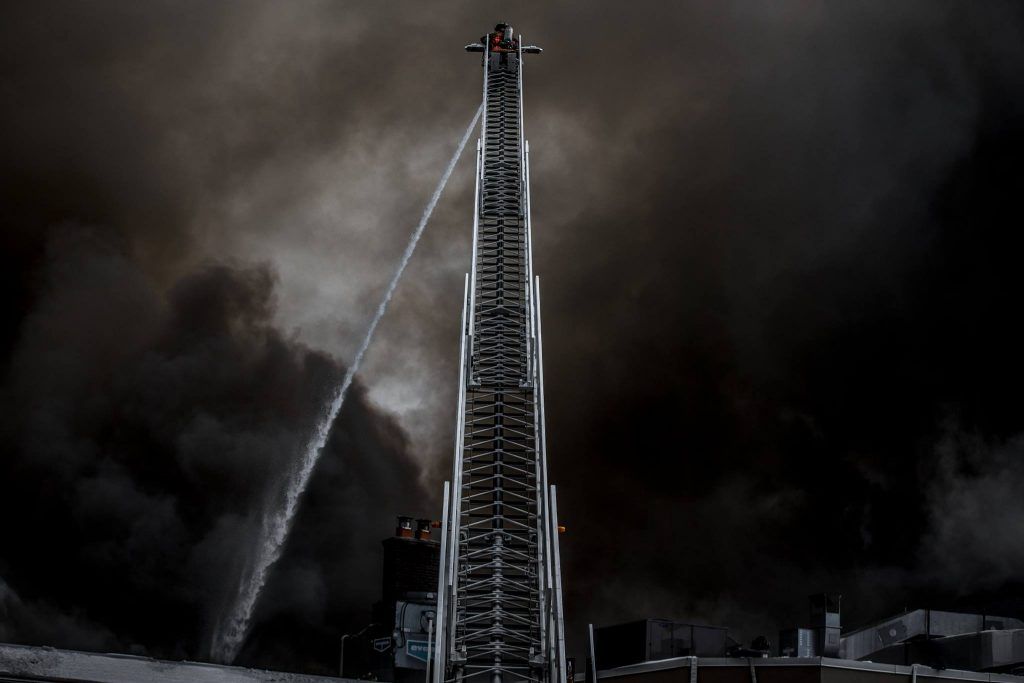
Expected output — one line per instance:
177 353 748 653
3 0 1024 674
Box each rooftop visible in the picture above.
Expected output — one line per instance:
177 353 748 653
0 642 353 683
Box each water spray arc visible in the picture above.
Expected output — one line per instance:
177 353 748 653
209 104 484 665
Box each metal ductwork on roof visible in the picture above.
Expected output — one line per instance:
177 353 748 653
841 609 1024 673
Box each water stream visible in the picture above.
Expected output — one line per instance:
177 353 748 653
209 105 483 664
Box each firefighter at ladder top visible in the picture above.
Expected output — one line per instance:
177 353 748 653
487 23 517 52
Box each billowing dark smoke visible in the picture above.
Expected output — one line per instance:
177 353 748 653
3 0 1024 676
209 103 481 665
0 229 425 671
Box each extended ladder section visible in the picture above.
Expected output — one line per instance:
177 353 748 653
434 25 566 683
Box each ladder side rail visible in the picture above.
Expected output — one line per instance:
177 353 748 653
520 38 548 666
434 481 452 683
533 275 557 675
519 38 535 367
468 53 489 340
548 486 567 683
524 139 537 340
524 140 550 666
448 274 472 667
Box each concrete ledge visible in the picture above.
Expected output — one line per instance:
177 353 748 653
0 642 354 683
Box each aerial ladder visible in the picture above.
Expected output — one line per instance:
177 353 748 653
432 23 567 683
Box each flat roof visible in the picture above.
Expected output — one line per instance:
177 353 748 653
0 643 353 683
575 656 1024 683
